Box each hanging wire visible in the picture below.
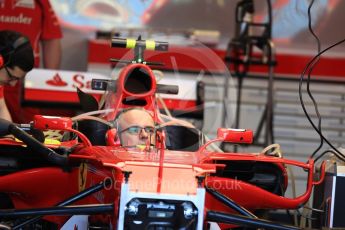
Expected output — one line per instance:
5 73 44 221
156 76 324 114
306 0 324 158
314 149 345 163
299 37 345 162
299 0 345 162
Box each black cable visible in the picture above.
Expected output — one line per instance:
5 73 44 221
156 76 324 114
301 0 345 162
266 0 272 38
314 149 345 163
298 38 345 162
306 0 324 158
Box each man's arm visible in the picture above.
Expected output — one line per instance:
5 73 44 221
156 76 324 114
0 98 12 121
39 0 63 69
42 38 61 69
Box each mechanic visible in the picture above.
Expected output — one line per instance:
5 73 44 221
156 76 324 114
0 30 34 121
115 108 156 148
0 0 63 123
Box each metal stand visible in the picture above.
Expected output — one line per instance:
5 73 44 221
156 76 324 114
221 0 276 152
253 40 276 147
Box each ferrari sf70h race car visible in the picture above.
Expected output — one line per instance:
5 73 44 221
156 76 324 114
0 37 325 230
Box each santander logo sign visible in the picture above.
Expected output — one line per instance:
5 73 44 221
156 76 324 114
46 73 68 87
42 71 106 92
26 69 110 95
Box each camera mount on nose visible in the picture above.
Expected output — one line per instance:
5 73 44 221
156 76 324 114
110 35 169 66
91 36 177 96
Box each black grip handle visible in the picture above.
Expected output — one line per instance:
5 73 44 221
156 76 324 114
156 84 179 95
111 37 168 51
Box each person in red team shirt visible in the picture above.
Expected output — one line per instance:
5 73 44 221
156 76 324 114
0 30 34 121
0 0 62 123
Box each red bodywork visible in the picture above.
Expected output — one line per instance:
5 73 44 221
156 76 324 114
0 61 325 229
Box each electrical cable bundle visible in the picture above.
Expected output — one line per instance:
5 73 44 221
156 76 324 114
299 0 345 163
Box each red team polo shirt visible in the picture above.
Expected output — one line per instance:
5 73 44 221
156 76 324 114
0 0 62 66
0 0 62 122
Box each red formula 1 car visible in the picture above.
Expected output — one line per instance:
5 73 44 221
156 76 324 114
0 37 325 230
